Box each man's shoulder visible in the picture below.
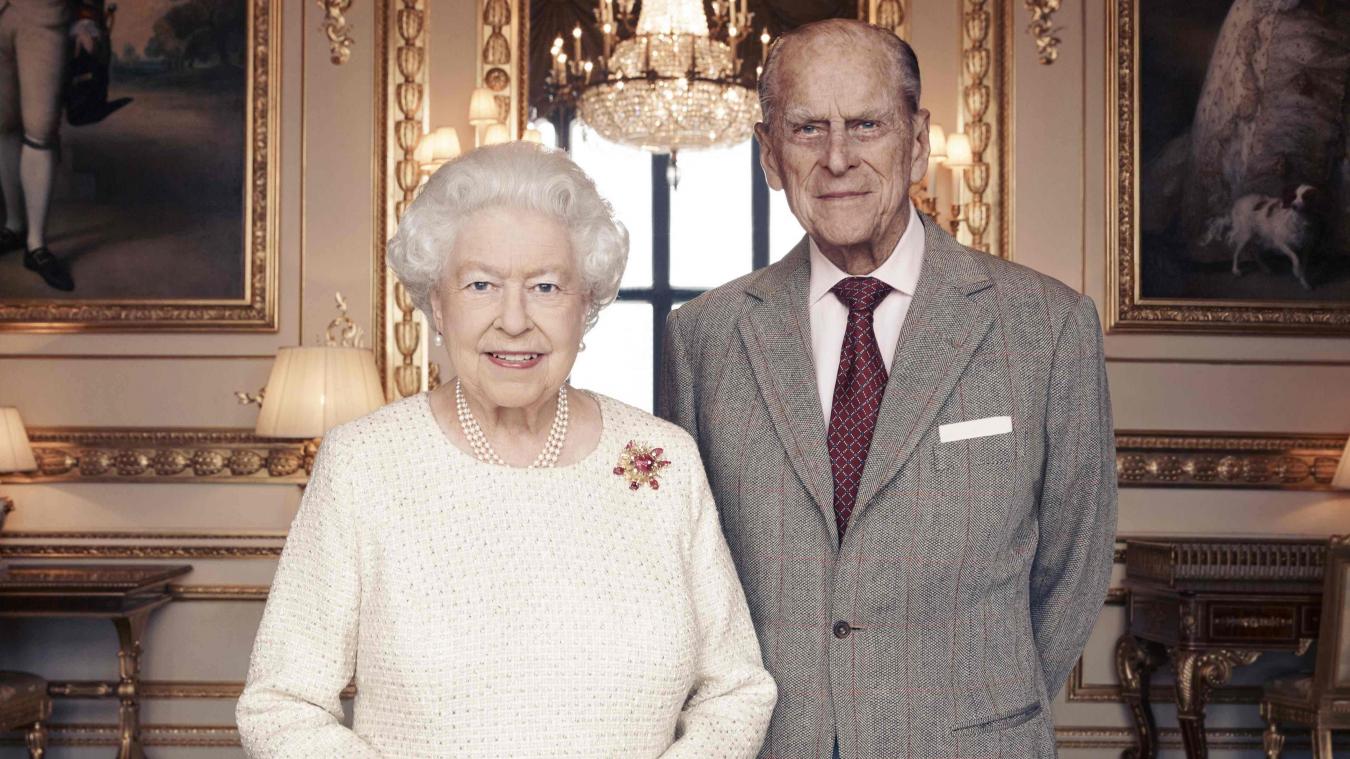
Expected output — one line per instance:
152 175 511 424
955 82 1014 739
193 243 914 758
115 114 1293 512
940 239 1088 332
668 260 785 335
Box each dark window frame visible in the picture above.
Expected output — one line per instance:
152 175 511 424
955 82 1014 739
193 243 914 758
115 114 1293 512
554 110 771 410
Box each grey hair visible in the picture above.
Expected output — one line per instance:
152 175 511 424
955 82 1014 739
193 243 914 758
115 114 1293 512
386 141 629 333
758 19 922 130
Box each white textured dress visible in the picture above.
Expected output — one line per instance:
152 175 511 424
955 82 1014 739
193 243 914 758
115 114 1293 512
236 392 776 758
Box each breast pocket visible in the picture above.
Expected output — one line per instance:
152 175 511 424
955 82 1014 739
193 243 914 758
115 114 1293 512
934 429 1014 469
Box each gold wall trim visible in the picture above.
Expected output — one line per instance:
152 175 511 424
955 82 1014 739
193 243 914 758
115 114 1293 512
1 725 1305 750
46 680 353 700
171 584 270 601
379 0 430 400
1024 0 1062 64
4 531 285 540
318 0 356 64
1115 430 1347 490
951 0 1011 260
0 544 281 559
4 428 1340 489
0 428 308 484
1 724 240 748
0 0 281 332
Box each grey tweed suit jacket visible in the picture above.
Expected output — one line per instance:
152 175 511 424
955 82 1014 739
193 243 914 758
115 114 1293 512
658 215 1117 758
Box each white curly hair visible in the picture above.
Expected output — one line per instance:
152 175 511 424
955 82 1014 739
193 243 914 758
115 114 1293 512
386 141 629 332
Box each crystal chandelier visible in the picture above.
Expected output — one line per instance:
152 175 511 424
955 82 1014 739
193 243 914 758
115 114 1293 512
547 0 770 162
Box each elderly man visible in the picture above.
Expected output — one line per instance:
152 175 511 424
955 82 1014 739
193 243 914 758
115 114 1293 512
660 19 1116 758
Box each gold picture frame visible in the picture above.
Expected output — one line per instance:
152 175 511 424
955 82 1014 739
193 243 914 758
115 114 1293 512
1107 0 1350 335
0 0 280 333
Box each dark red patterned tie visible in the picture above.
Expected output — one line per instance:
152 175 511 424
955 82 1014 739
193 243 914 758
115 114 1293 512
827 276 892 541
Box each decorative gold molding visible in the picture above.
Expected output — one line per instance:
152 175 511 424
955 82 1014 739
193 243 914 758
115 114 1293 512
2 724 1313 750
318 0 356 64
46 680 351 700
170 584 270 601
0 428 308 484
1115 430 1347 490
0 0 280 332
480 0 515 129
954 0 1011 259
4 428 1342 488
1106 0 1350 335
1024 0 1061 64
379 0 429 400
862 0 908 38
0 545 281 559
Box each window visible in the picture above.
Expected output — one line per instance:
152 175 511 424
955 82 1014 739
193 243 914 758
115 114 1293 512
543 117 799 411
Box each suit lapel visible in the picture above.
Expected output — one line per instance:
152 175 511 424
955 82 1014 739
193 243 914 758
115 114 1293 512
738 239 839 543
851 217 996 521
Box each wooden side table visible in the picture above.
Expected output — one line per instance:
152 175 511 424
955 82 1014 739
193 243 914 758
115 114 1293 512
0 564 191 759
1116 538 1324 759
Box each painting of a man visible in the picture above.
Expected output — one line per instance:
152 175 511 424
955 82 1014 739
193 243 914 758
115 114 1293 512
0 0 247 302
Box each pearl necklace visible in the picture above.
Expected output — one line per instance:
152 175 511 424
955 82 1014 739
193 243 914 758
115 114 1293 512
455 378 569 468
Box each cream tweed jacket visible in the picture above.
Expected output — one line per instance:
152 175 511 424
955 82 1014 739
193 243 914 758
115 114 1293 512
237 392 776 758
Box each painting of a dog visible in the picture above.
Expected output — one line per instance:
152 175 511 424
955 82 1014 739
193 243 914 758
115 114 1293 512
1132 0 1350 310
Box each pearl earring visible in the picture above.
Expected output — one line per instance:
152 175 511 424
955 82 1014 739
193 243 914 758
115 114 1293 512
434 332 443 347
578 340 586 352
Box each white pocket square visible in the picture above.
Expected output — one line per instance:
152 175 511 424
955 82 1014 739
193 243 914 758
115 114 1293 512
939 416 1012 443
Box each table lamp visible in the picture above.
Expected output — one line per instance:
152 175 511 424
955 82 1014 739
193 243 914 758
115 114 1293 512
0 407 37 571
248 295 385 473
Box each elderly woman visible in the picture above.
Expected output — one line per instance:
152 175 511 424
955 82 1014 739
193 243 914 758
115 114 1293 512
236 142 775 757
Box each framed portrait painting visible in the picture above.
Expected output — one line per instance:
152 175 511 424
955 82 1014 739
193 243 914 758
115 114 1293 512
0 0 278 332
1109 0 1350 334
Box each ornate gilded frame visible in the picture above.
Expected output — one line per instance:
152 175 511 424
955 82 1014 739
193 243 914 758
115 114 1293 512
0 0 281 333
375 0 432 399
1106 0 1350 335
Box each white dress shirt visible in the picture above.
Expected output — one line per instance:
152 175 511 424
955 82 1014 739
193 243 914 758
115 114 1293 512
808 202 925 424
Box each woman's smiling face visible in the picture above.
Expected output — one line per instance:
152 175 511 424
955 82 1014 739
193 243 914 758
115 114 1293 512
431 206 589 411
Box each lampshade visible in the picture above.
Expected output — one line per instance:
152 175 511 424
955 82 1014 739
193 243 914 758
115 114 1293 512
482 123 511 145
468 87 499 126
928 124 948 161
944 132 974 168
0 407 36 473
1335 438 1350 490
414 126 462 166
255 347 384 439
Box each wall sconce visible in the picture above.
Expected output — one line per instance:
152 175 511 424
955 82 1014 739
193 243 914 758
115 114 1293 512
414 126 462 181
239 295 385 475
0 407 37 569
482 123 511 146
469 87 503 148
913 124 947 219
942 131 975 236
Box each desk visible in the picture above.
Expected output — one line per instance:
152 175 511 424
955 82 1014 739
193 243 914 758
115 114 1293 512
0 564 191 759
1115 538 1324 759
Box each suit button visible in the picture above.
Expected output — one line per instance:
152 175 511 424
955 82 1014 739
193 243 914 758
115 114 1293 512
833 620 851 639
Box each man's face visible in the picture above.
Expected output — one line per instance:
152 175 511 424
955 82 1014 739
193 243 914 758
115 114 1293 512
756 38 930 254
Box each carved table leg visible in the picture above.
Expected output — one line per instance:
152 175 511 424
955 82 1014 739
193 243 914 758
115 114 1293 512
1116 634 1163 759
1170 648 1261 759
26 718 47 759
112 610 152 759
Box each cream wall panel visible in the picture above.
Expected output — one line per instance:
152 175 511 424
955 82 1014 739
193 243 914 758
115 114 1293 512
1008 0 1082 285
301 0 380 345
0 359 273 427
1 483 297 533
1107 362 1350 431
